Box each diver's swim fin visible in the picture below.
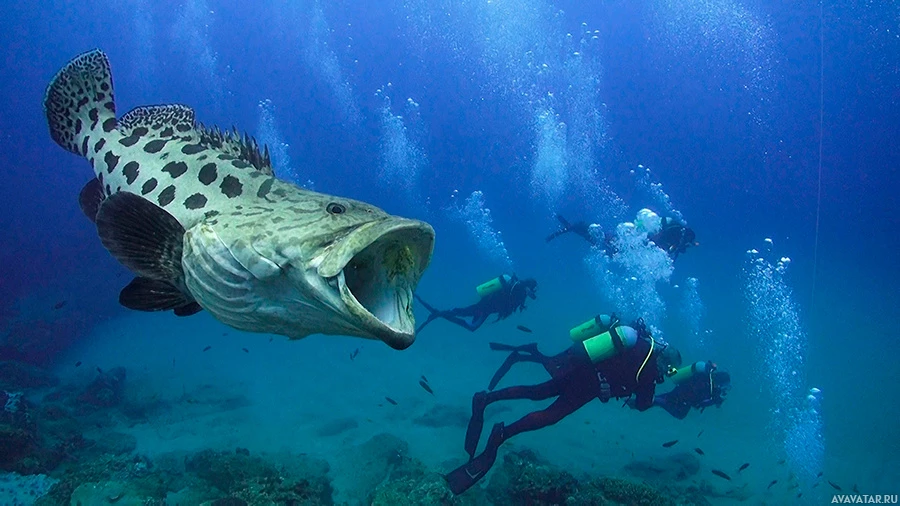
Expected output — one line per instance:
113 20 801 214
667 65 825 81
414 294 443 333
555 214 571 228
446 423 504 496
488 342 539 353
464 391 487 458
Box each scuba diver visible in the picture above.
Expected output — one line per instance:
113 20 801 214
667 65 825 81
545 214 605 247
648 215 698 260
652 361 730 419
414 274 538 333
444 313 729 496
545 210 696 260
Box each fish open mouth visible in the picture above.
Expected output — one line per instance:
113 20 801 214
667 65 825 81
332 220 434 350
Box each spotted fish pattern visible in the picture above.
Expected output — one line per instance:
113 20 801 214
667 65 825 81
43 49 435 350
45 51 276 229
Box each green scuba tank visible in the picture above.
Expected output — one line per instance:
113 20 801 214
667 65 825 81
582 326 639 364
476 275 512 298
669 361 714 385
569 314 617 342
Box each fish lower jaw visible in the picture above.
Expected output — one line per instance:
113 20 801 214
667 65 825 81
335 269 415 350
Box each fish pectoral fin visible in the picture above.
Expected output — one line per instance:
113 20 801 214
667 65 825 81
79 178 105 223
173 301 203 317
119 277 197 313
96 192 186 282
118 104 196 139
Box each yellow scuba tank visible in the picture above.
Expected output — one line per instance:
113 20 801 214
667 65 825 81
582 325 639 364
668 361 714 385
569 314 618 342
476 275 512 298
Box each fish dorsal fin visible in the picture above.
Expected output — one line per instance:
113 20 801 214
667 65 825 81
118 104 196 139
119 277 200 316
96 191 186 282
196 123 274 176
79 178 106 223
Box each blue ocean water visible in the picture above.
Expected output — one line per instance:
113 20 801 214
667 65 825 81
0 1 898 504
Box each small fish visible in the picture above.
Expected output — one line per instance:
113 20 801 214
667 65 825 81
384 396 398 405
516 325 533 333
662 440 679 448
738 463 749 472
694 447 704 455
788 483 798 490
419 380 434 394
203 346 212 352
797 492 802 498
420 375 429 383
853 484 859 494
711 470 731 481
767 480 777 490
242 347 249 353
53 300 67 310
269 337 273 342
350 348 359 360
777 458 786 465
697 429 704 438
813 482 819 488
827 480 841 491
816 471 823 478
96 366 103 374
75 361 82 368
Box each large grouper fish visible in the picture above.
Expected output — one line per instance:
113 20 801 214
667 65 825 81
43 49 435 350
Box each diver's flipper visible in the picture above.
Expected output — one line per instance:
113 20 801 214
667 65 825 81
414 294 444 333
464 391 487 458
96 191 186 282
488 342 539 353
488 352 522 391
555 214 571 228
446 423 503 496
120 277 193 312
79 178 105 223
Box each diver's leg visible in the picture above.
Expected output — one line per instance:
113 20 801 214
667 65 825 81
464 378 562 458
653 393 691 420
545 229 569 243
441 310 487 332
449 385 594 495
499 388 594 440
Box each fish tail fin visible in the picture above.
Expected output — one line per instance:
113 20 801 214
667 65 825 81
43 49 117 156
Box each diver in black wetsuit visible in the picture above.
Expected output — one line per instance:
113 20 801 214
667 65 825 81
414 274 538 333
652 362 730 419
548 211 698 260
444 314 729 496
649 216 698 260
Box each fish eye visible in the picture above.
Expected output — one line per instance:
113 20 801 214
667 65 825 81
326 202 346 215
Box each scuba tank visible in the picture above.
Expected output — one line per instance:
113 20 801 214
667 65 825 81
476 275 512 298
668 361 715 385
635 208 662 235
569 314 618 342
582 326 638 363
